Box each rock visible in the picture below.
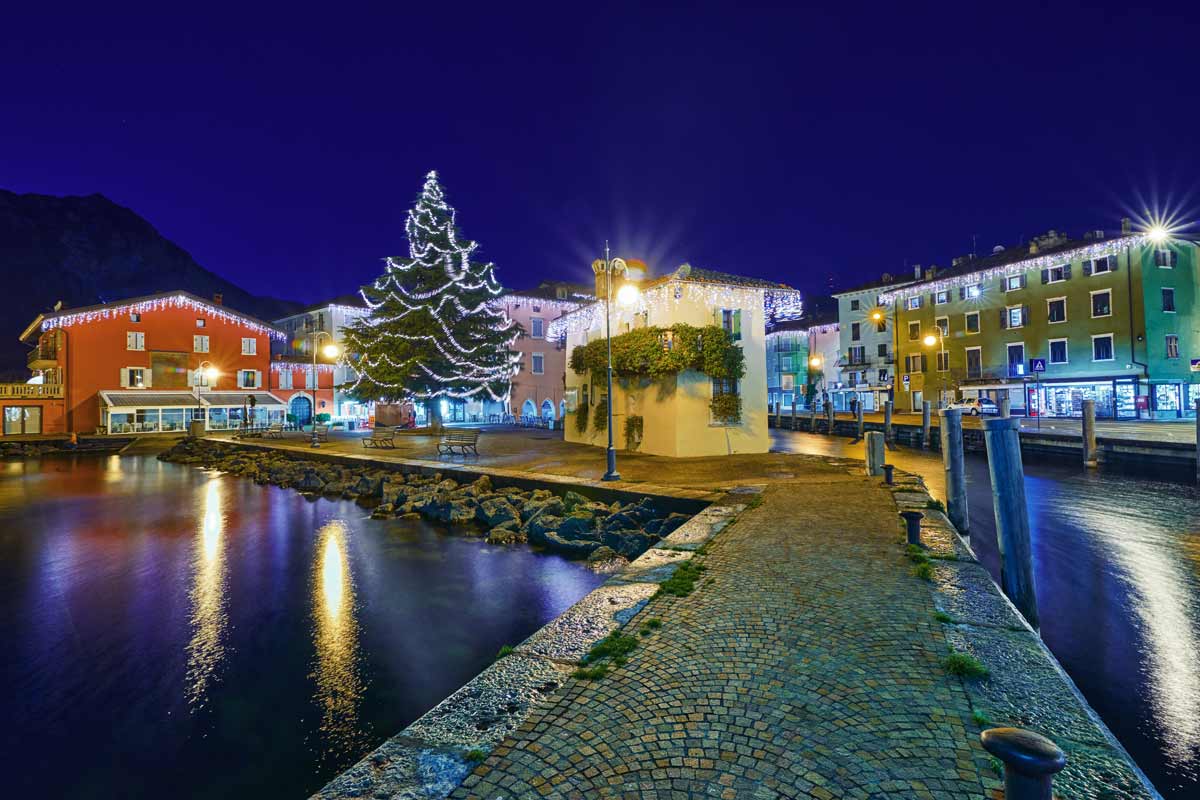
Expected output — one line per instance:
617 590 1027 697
586 546 629 573
603 528 656 559
562 490 589 512
370 503 395 519
586 545 619 564
540 531 602 559
465 475 493 496
439 499 478 525
486 522 526 545
658 512 690 536
602 511 639 532
557 511 599 541
322 481 346 497
353 474 385 497
522 496 565 524
526 515 564 547
295 469 326 492
625 497 658 524
477 498 520 527
434 478 459 493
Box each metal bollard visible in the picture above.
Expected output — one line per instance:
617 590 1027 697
980 728 1066 800
899 510 923 546
882 464 895 485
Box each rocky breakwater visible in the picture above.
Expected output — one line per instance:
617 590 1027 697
159 438 690 564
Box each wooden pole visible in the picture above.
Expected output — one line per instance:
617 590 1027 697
939 409 969 536
809 398 818 433
791 397 797 431
1195 398 1200 484
826 397 836 435
1000 392 1011 418
921 400 932 449
1082 398 1098 469
865 431 885 476
982 416 1039 628
883 400 894 448
855 402 865 441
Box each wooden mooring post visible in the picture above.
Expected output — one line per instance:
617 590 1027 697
1082 399 1098 469
982 416 1039 628
921 400 932 449
939 409 969 536
883 400 895 449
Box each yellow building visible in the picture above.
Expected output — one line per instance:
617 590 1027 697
552 262 800 457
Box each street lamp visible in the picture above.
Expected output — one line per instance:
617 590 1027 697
595 242 639 481
308 330 340 448
194 361 218 435
808 355 824 409
922 331 946 408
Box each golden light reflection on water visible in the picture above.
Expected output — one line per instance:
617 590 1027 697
311 519 366 766
185 478 228 708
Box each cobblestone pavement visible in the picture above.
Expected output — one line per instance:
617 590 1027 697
453 467 997 799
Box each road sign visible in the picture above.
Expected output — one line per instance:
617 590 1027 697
1191 358 1200 372
1029 358 1046 373
902 374 910 390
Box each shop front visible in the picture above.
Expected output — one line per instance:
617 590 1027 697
99 390 286 434
1020 377 1141 420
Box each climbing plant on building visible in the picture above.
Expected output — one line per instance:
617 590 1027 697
593 395 609 432
569 324 745 382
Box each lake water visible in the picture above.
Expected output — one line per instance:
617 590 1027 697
0 455 605 799
772 428 1200 799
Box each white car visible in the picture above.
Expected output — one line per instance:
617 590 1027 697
946 397 999 416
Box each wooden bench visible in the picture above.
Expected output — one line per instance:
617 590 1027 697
264 423 285 439
363 428 396 449
312 424 329 442
437 428 480 455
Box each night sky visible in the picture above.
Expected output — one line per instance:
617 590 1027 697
3 3 1196 306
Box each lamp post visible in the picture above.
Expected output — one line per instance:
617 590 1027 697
923 330 947 408
808 355 824 408
193 361 218 436
307 330 340 448
595 242 639 481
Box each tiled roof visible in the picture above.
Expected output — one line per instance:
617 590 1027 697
505 281 594 301
646 266 795 291
832 275 915 297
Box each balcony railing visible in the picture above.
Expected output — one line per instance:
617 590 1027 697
0 383 64 399
27 345 57 367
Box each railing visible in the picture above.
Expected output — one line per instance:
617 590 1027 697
0 383 64 399
27 345 57 367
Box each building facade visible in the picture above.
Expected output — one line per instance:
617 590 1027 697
883 230 1199 419
830 275 913 411
766 320 809 411
13 291 285 435
556 263 801 457
267 357 337 427
273 296 370 423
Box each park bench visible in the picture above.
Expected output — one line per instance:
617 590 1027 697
312 424 329 442
363 428 396 449
264 423 285 439
437 428 480 456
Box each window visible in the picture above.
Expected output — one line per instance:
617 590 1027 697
1166 335 1180 359
965 347 982 379
531 353 545 374
935 290 949 305
1043 265 1068 284
194 335 210 353
278 370 293 390
710 377 740 424
240 370 258 388
1162 288 1176 313
878 369 888 384
848 299 860 311
194 368 211 388
1155 248 1177 268
196 318 206 328
935 317 948 336
1047 298 1066 323
847 371 858 385
875 319 886 334
1007 343 1025 377
4 406 43 435
1092 334 1114 362
1049 339 1068 364
532 303 541 313
305 370 316 389
781 374 795 391
903 354 928 372
965 311 979 334
1006 306 1024 329
851 322 861 341
849 345 866 364
906 296 921 310
130 312 141 322
965 284 981 299
126 368 145 388
1091 290 1112 318
241 337 257 355
720 309 742 341
908 322 920 341
936 351 949 372
877 343 888 357
1085 255 1115 275
126 331 145 351
1005 274 1026 291
531 318 544 338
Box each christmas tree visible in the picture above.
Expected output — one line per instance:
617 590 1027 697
343 171 520 418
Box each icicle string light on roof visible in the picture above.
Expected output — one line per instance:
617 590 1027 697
40 294 286 339
878 235 1151 304
495 295 588 313
271 362 335 373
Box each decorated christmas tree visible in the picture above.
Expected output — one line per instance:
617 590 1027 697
343 171 520 420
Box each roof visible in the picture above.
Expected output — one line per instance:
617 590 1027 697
99 389 287 408
766 308 838 335
644 266 796 291
293 293 369 315
504 281 594 302
21 290 284 343
832 275 915 297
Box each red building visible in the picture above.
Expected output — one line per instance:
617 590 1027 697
10 291 287 436
267 355 337 426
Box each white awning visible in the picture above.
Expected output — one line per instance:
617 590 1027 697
100 390 204 410
199 391 287 408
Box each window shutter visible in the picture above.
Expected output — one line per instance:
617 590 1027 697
1041 269 1049 284
1063 264 1072 279
1108 254 1119 273
254 370 262 389
999 309 1008 329
1083 260 1093 276
959 287 966 300
733 309 742 339
1021 305 1029 326
144 369 152 388
1020 274 1027 288
120 368 129 388
929 293 936 307
187 369 195 387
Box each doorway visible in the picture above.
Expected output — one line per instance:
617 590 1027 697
289 395 313 426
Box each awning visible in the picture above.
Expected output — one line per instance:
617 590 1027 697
201 391 286 407
100 390 204 410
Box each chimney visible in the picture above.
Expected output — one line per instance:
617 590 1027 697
591 259 608 299
912 264 922 279
213 293 224 306
925 265 937 280
1121 218 1132 235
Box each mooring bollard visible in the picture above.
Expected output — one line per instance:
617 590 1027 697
791 398 797 431
938 409 969 536
773 401 781 429
883 400 894 448
809 402 818 433
865 431 885 476
980 728 1066 800
826 401 836 436
1082 398 1098 469
855 402 865 441
982 416 1039 628
882 464 895 485
1000 392 1011 418
899 510 923 546
1195 398 1200 484
921 400 932 449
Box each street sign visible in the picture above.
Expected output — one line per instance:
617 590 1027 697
901 374 910 390
1029 358 1046 373
1191 358 1200 372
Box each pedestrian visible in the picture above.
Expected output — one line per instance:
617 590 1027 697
849 395 858 416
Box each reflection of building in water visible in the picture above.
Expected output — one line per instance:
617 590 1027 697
311 519 366 767
186 478 228 708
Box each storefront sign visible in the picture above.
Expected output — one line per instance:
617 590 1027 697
1135 395 1150 410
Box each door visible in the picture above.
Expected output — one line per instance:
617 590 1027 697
290 395 313 426
911 391 923 412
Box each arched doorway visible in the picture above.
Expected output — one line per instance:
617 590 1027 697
520 399 537 420
559 400 566 420
540 399 554 420
290 395 313 426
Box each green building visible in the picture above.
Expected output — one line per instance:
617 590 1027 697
882 228 1198 419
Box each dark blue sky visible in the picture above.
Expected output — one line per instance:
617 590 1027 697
3 2 1196 305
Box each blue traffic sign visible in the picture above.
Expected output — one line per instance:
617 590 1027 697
1029 358 1046 373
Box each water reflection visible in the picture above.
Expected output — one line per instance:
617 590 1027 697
311 519 366 767
186 478 228 708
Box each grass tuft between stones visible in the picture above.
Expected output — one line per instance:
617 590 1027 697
925 498 946 512
656 559 707 598
464 748 487 763
495 644 515 660
972 709 992 727
639 618 663 636
571 664 608 680
932 610 954 624
943 651 989 679
912 562 935 581
581 631 639 666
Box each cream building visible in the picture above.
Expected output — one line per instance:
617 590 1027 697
552 263 801 458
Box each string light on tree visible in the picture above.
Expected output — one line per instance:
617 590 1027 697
343 171 520 414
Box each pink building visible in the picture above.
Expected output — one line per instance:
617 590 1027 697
493 282 592 424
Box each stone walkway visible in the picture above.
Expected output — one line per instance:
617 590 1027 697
454 468 996 799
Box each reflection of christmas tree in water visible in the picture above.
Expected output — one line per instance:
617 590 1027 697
344 171 520 415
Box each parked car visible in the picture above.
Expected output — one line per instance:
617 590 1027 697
946 397 999 416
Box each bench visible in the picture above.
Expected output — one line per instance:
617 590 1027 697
437 428 480 455
264 423 285 439
363 428 396 449
313 424 329 442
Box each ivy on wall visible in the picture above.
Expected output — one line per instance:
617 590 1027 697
592 395 609 432
709 393 742 425
569 324 745 382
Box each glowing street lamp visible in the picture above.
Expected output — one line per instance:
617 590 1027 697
193 361 218 435
594 243 639 481
1148 225 1169 245
308 331 340 448
809 355 823 369
923 330 947 407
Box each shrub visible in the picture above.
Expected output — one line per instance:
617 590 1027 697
593 396 608 432
495 644 514 659
943 651 989 679
912 562 935 581
574 401 588 434
709 392 742 425
569 324 745 382
314 413 331 424
464 749 486 763
933 610 954 624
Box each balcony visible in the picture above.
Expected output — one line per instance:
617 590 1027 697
0 383 64 399
27 344 58 370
